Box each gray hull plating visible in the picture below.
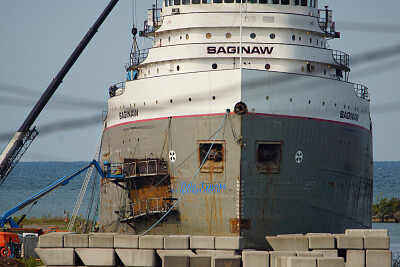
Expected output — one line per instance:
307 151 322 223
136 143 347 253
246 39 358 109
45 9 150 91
100 112 372 248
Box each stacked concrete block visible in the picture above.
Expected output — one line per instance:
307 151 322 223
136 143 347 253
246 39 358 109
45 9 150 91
164 235 191 249
114 234 140 249
35 248 76 266
215 236 244 250
163 255 190 267
139 235 166 249
212 255 241 267
287 256 317 267
317 257 344 267
266 234 309 251
195 250 240 256
116 249 158 267
334 234 364 250
156 249 195 261
190 255 212 267
89 232 118 248
312 250 338 257
269 251 296 267
64 234 89 248
38 232 73 248
75 248 116 266
190 236 215 250
366 250 392 267
306 233 335 250
242 251 270 267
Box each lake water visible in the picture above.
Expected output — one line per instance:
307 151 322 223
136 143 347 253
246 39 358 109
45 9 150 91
0 161 399 250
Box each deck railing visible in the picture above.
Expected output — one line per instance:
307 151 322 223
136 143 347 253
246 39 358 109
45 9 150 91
129 49 149 67
131 198 171 218
354 84 370 101
332 50 350 69
124 159 168 178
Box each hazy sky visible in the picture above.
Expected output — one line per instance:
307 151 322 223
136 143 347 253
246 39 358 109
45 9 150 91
1 0 400 162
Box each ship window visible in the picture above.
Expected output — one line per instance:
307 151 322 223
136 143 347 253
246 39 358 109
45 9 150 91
165 0 168 6
236 0 246 2
310 37 312 44
186 34 189 40
292 35 295 41
193 0 200 3
250 33 256 39
308 0 312 7
182 0 190 4
272 0 278 4
214 0 223 3
198 141 225 173
260 0 268 3
225 0 235 2
281 0 289 4
301 0 307 6
174 0 181 4
212 63 218 69
294 0 299 5
226 33 232 39
270 33 276 39
206 33 212 39
256 141 282 174
265 64 271 70
248 0 257 3
203 0 211 3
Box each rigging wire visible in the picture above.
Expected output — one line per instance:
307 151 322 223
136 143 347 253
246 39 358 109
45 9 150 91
140 110 229 236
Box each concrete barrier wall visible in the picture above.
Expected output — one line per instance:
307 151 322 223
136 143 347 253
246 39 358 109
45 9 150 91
34 229 392 267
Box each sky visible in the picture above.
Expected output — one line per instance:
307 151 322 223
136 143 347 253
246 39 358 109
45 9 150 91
0 0 400 162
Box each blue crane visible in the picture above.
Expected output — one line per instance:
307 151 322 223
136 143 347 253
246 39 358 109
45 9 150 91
0 160 105 228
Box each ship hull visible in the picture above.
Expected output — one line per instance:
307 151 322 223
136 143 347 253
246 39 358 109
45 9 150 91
100 70 372 248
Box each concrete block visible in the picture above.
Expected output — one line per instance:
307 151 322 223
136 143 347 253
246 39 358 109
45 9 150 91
269 251 296 267
35 248 76 266
212 255 241 267
195 250 239 257
266 235 309 251
215 236 244 250
75 248 116 266
363 236 390 250
157 249 195 261
313 250 338 257
64 234 89 248
164 255 190 267
317 257 345 267
114 234 139 249
164 235 191 249
334 234 363 249
190 255 211 267
296 251 323 257
345 229 388 237
89 233 118 248
345 250 365 267
190 236 215 250
287 256 317 267
190 255 212 267
306 233 335 249
115 249 158 267
139 235 166 249
38 232 72 248
242 251 270 267
366 250 392 267
276 256 288 267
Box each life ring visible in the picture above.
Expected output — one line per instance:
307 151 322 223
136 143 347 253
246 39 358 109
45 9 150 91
234 102 248 115
1 247 11 258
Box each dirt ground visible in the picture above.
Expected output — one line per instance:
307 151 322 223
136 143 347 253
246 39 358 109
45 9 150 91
0 256 24 267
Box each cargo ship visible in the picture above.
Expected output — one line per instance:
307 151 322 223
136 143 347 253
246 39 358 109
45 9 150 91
100 0 373 249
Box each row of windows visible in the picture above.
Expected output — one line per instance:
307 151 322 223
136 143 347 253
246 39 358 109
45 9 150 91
166 0 316 7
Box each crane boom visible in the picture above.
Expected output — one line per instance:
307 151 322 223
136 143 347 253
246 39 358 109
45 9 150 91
0 0 119 186
0 160 105 228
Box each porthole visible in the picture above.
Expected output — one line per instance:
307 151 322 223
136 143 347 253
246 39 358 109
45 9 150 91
270 33 276 39
292 35 295 41
186 34 189 40
290 98 293 102
308 100 311 104
157 68 159 74
322 101 325 106
144 102 146 106
299 36 302 41
212 63 218 69
301 66 305 72
148 70 150 75
180 36 182 40
265 64 271 70
226 33 232 39
206 33 212 39
324 69 326 75
310 38 312 44
317 39 319 45
266 96 270 100
177 65 180 71
156 100 159 104
250 33 256 39
170 99 173 103
212 96 216 100
189 98 192 102
334 103 337 107
168 36 171 42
